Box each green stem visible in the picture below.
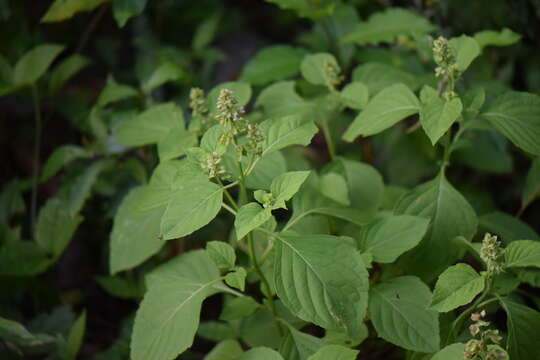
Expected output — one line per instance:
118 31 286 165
30 85 42 233
217 178 239 211
221 203 237 216
321 121 336 161
446 276 493 345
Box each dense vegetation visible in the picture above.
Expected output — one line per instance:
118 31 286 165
1 1 540 359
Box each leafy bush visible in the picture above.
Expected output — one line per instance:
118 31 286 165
1 1 540 359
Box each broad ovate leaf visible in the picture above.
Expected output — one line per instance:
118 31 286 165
499 297 540 360
342 8 434 45
505 240 540 269
474 28 521 50
343 83 420 141
270 171 311 207
300 52 339 86
279 322 324 360
482 91 540 156
368 276 439 353
307 345 358 360
131 250 226 360
352 62 417 96
260 115 318 156
449 35 481 72
235 203 272 240
240 45 305 86
430 264 485 312
357 215 429 263
273 234 369 337
206 241 236 270
420 94 463 145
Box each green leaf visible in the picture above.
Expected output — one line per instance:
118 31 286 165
420 93 463 145
482 91 540 156
341 8 434 45
235 203 272 240
110 186 165 274
41 145 89 182
198 321 238 342
192 11 221 52
160 180 223 240
142 62 184 94
479 211 539 244
220 296 260 321
13 44 65 86
96 275 142 299
256 81 314 118
474 28 521 50
394 173 478 279
430 264 485 312
352 62 417 96
35 197 83 257
157 129 197 161
0 317 34 343
225 267 247 291
57 159 109 216
340 82 369 110
206 241 236 270
449 35 481 72
240 347 284 360
65 311 86 360
505 240 540 269
0 239 52 276
279 322 325 360
522 158 540 209
112 0 147 27
41 0 108 22
48 54 90 94
240 308 281 348
300 52 339 86
499 297 540 360
319 173 349 205
240 45 305 86
343 83 420 141
260 115 318 156
307 345 359 360
357 215 429 263
273 234 369 336
131 250 225 360
431 343 465 360
265 0 335 19
117 103 185 147
246 151 287 190
368 276 440 353
204 340 244 360
270 171 311 208
207 82 252 114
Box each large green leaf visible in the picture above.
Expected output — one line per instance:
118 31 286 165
270 171 311 208
204 340 243 360
206 241 236 271
352 62 417 96
13 44 65 86
499 297 540 360
116 103 185 147
41 145 89 182
0 239 52 276
341 8 434 45
356 215 429 263
343 83 420 141
482 91 540 156
157 129 197 161
479 211 539 244
340 82 369 110
273 234 369 336
474 28 521 50
449 35 480 72
260 115 318 156
96 78 138 108
246 151 287 190
35 197 83 257
131 250 227 360
256 81 314 118
431 343 465 360
307 345 358 360
109 186 165 274
41 0 108 22
394 173 477 279
505 240 540 269
240 45 305 86
160 180 223 240
420 94 463 145
368 276 439 353
430 264 485 312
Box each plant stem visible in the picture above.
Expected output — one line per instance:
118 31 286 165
76 4 108 54
321 121 336 161
446 276 493 345
30 85 42 233
217 178 239 211
221 203 237 216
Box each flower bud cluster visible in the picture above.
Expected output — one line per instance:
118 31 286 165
189 88 210 133
323 60 344 91
432 36 460 100
200 151 226 179
464 311 507 360
480 233 504 275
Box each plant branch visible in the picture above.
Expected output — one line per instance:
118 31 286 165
30 85 42 233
